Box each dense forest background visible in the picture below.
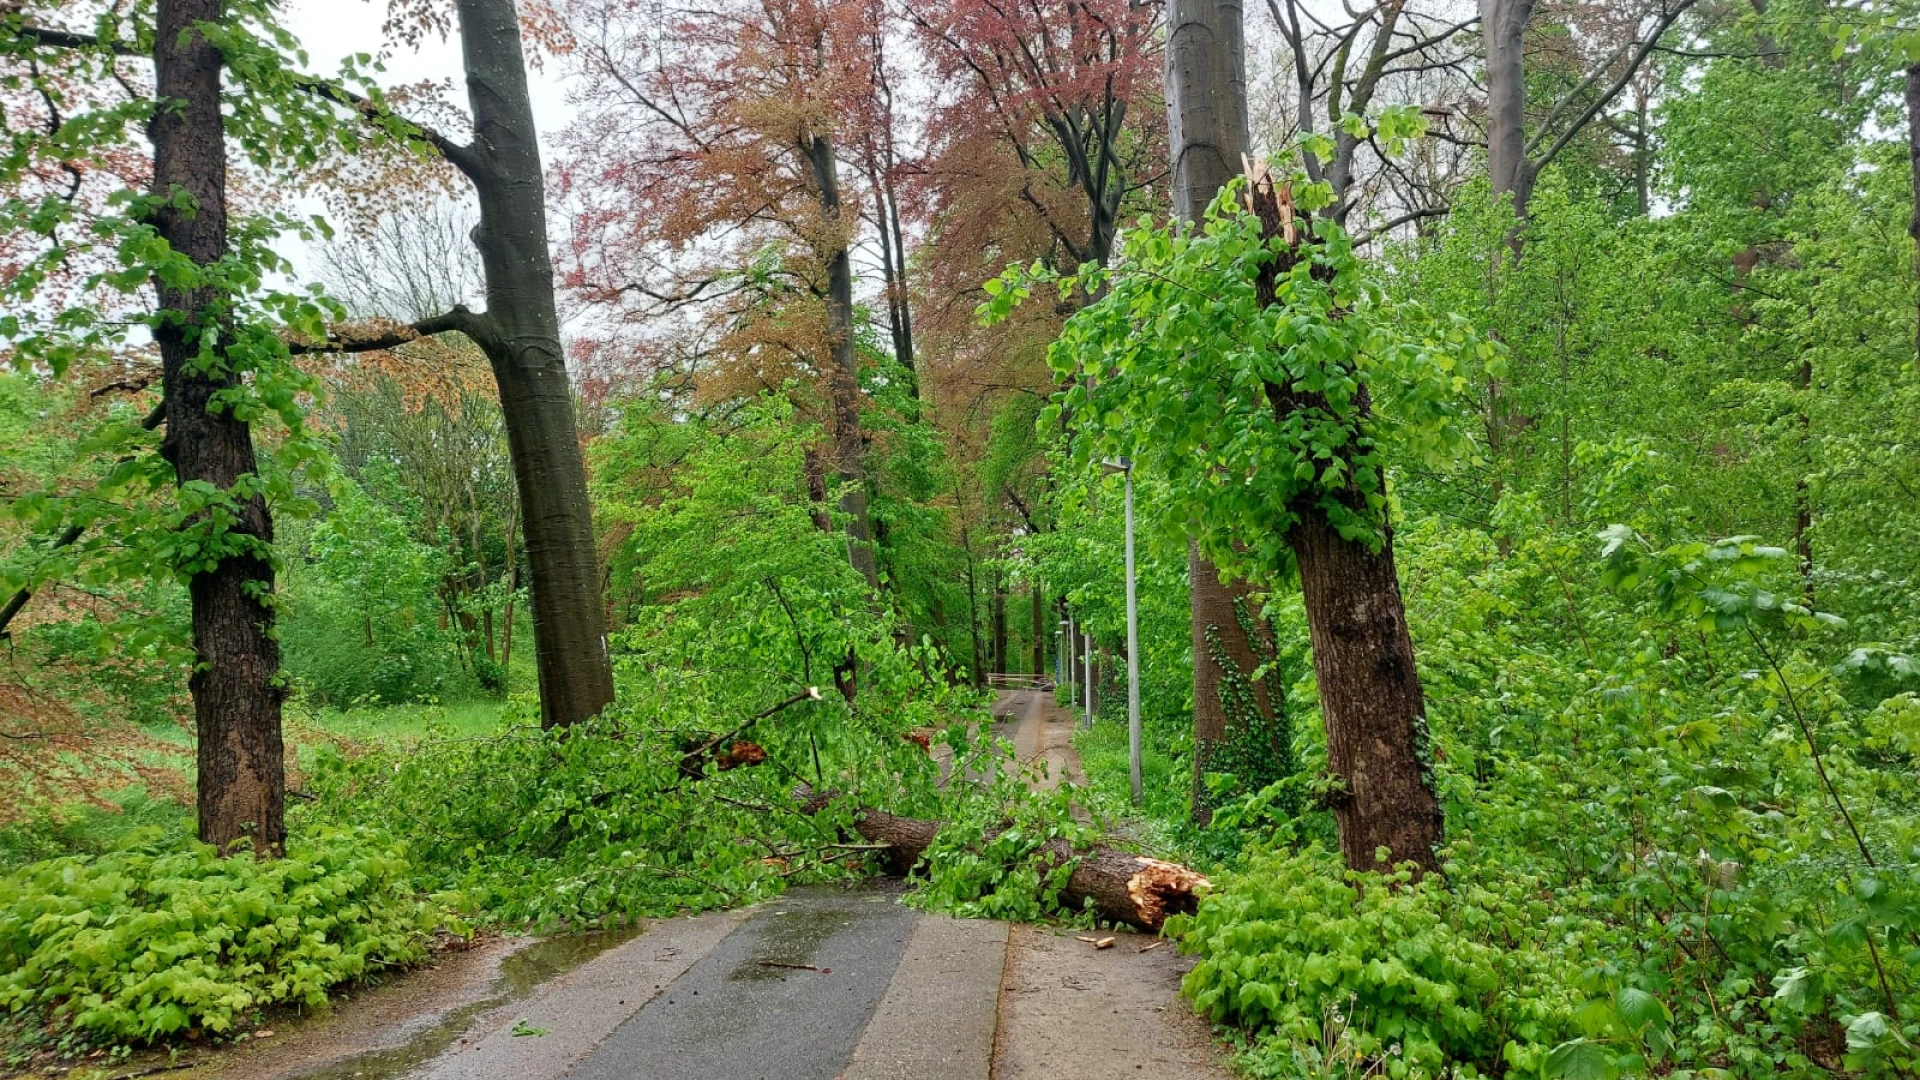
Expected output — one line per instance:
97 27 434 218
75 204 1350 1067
2 0 1919 1076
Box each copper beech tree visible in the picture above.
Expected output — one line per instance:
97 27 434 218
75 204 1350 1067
557 0 897 593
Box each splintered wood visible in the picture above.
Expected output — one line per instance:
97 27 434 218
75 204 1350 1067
1126 858 1213 930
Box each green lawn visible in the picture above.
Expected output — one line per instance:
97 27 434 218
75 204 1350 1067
0 697 512 874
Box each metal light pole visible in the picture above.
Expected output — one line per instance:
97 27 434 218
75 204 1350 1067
1063 614 1075 704
1083 628 1093 728
1102 458 1141 802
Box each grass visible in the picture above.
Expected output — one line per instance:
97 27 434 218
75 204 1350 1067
290 697 512 744
0 697 512 875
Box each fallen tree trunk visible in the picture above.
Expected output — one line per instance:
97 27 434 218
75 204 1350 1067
793 787 1211 932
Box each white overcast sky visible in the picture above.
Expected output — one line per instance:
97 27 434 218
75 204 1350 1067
276 0 576 283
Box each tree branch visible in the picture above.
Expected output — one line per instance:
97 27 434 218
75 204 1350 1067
2 22 142 57
285 305 488 355
287 74 486 179
1530 0 1700 174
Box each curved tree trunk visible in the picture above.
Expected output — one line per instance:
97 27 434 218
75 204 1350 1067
151 0 286 855
455 0 614 728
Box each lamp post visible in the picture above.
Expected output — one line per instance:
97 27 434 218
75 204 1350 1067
1062 614 1075 704
1083 627 1093 728
1102 457 1140 803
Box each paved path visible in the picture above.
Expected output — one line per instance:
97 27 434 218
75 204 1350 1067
198 692 1229 1080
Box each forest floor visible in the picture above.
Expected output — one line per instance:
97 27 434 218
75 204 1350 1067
122 691 1229 1080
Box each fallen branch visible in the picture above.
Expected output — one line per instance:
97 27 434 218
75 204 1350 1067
678 686 821 778
791 785 1210 933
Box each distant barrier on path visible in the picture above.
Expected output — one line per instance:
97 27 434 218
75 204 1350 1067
986 673 1054 691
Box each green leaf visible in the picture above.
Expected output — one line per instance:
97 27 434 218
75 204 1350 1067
1545 1039 1618 1080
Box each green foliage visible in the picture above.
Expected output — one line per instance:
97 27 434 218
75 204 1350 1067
1172 845 1582 1079
280 473 478 706
908 765 1102 925
0 828 439 1046
990 176 1493 584
297 401 980 929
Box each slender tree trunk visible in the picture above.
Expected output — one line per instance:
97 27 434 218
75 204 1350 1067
1031 584 1044 675
151 0 285 856
1167 0 1287 824
455 0 614 728
1794 358 1814 604
1908 63 1920 364
991 569 1008 675
963 527 984 687
803 130 879 590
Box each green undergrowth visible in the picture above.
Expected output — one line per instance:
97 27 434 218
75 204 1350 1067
1067 523 1920 1080
0 827 438 1058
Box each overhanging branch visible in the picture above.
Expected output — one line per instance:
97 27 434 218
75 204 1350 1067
285 305 488 355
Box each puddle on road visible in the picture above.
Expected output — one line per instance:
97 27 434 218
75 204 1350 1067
727 904 850 983
295 924 647 1080
156 922 649 1080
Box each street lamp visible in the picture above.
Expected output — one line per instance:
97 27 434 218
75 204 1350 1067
1083 625 1093 729
1101 457 1141 804
1061 615 1074 705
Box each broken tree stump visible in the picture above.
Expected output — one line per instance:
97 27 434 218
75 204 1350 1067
792 787 1211 932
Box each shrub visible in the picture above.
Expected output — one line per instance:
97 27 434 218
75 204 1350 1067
0 827 441 1045
1170 845 1583 1079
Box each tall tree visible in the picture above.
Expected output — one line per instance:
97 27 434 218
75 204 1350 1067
2 0 304 851
558 0 887 588
1166 0 1288 824
150 0 286 853
1479 0 1699 221
296 0 616 727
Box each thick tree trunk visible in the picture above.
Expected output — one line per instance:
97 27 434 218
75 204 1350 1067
804 131 879 590
1481 0 1536 221
150 0 286 856
796 790 1210 932
455 0 614 729
1236 170 1442 876
1288 511 1442 874
1187 547 1288 824
1166 0 1288 824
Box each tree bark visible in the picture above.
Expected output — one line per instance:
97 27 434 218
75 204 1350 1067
150 0 286 855
1186 546 1288 823
1031 584 1045 675
803 130 879 590
1238 174 1442 875
455 0 614 729
991 570 1008 674
1481 0 1536 221
1166 0 1288 824
1288 511 1442 874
